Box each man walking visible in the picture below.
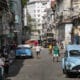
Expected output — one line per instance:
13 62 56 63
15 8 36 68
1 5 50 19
52 43 60 62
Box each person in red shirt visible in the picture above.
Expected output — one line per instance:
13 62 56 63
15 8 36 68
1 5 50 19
34 40 38 46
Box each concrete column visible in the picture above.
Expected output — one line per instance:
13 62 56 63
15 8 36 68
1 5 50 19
12 0 22 44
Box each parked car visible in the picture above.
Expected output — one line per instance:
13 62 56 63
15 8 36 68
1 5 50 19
15 44 33 58
61 44 80 77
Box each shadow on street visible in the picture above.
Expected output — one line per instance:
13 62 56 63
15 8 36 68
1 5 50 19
6 79 11 80
8 58 24 78
6 56 33 80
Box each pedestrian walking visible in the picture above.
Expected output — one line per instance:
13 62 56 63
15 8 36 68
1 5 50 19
0 53 5 66
52 43 60 62
2 46 9 76
35 45 41 58
0 53 5 79
48 44 52 55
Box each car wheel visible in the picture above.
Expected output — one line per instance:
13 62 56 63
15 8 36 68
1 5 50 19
16 56 19 59
30 55 34 58
66 72 72 78
31 55 34 58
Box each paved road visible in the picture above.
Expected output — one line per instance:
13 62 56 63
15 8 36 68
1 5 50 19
7 48 80 80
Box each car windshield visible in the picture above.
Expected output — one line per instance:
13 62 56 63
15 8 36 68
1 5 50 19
70 50 80 56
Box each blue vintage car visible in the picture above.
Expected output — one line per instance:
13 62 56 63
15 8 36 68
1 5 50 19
16 44 33 58
61 44 80 76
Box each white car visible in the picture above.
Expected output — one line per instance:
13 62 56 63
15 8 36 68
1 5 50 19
61 44 80 77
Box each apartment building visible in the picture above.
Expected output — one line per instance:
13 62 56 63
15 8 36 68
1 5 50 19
50 0 71 45
51 0 80 44
27 0 49 40
71 0 80 44
0 0 15 47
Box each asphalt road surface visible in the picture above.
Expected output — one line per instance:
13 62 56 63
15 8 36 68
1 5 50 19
7 48 80 80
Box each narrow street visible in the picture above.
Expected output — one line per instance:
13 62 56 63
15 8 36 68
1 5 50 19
1 0 80 80
7 48 80 80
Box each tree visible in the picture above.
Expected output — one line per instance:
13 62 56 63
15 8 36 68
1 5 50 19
23 13 33 33
21 0 29 7
22 13 33 40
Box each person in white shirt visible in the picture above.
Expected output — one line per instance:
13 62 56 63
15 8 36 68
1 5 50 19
0 54 5 66
35 45 41 58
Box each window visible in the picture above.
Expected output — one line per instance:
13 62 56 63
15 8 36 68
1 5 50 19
34 15 35 17
47 33 54 37
37 10 40 12
47 38 53 43
38 15 40 17
38 24 41 26
70 50 80 56
38 19 40 22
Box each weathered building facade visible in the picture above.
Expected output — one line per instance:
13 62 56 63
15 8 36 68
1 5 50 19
55 0 72 45
0 0 23 47
71 0 80 44
51 0 80 45
9 0 23 44
0 0 13 47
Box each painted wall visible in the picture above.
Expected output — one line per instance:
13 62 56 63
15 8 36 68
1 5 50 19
65 24 73 44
